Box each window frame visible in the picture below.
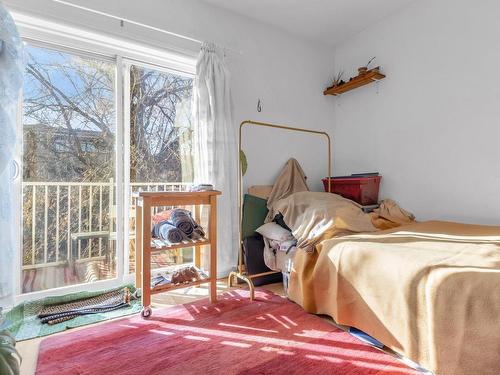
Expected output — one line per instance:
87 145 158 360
122 59 195 277
13 13 197 303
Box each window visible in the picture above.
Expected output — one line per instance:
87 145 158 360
22 43 117 293
127 63 194 273
19 40 195 295
129 64 193 184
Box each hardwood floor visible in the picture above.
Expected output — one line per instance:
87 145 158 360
17 281 285 375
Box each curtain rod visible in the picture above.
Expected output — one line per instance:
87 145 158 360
52 0 242 55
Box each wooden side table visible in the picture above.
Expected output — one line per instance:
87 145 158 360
134 190 221 317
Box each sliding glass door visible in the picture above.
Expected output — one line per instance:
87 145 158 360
125 62 195 274
18 40 196 297
21 42 117 294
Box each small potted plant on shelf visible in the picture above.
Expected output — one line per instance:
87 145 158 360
0 309 21 375
327 70 345 90
358 56 376 76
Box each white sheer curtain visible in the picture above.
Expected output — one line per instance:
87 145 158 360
193 42 238 277
0 3 24 307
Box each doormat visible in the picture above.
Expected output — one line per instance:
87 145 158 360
5 284 141 341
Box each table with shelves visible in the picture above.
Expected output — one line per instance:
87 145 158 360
134 190 221 317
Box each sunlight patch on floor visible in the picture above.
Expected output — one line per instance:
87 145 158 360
184 335 211 341
148 329 174 336
266 313 290 329
220 340 252 348
261 346 295 356
218 322 278 334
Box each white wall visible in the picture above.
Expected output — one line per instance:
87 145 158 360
5 0 335 192
332 0 500 224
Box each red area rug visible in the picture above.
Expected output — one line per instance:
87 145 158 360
36 289 419 374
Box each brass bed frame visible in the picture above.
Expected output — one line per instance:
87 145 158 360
228 120 332 300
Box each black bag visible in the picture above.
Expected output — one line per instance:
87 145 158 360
242 234 282 286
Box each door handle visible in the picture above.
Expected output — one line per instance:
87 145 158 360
11 160 20 181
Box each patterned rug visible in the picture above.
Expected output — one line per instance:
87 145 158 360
5 284 141 341
36 289 420 375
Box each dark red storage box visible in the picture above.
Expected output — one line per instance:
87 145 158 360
322 175 381 205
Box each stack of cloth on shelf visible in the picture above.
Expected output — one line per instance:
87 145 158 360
152 266 206 287
190 183 214 192
37 287 132 325
152 208 205 244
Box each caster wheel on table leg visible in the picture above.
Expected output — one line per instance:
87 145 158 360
141 306 152 318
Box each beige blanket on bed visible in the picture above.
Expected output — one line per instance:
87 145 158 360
270 192 413 251
265 158 309 222
288 220 500 375
271 192 376 250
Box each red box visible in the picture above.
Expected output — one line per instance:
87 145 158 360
322 176 381 205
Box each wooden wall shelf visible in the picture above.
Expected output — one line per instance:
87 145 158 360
324 69 385 96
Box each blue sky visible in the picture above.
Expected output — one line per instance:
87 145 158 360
23 43 115 132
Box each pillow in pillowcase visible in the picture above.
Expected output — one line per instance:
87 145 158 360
256 222 294 242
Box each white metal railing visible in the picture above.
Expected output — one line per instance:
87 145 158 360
22 179 191 270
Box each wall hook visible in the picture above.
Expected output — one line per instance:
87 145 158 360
257 99 262 112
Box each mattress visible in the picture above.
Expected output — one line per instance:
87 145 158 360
288 220 500 375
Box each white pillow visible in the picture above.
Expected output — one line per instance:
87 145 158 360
256 222 293 241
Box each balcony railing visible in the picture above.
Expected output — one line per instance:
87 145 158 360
22 180 191 270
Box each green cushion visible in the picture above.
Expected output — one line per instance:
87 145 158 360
241 194 268 239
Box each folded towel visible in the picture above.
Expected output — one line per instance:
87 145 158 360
152 209 172 226
191 224 205 240
153 220 187 243
151 209 206 242
170 209 195 236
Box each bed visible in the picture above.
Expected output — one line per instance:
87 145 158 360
233 120 500 375
280 196 500 375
